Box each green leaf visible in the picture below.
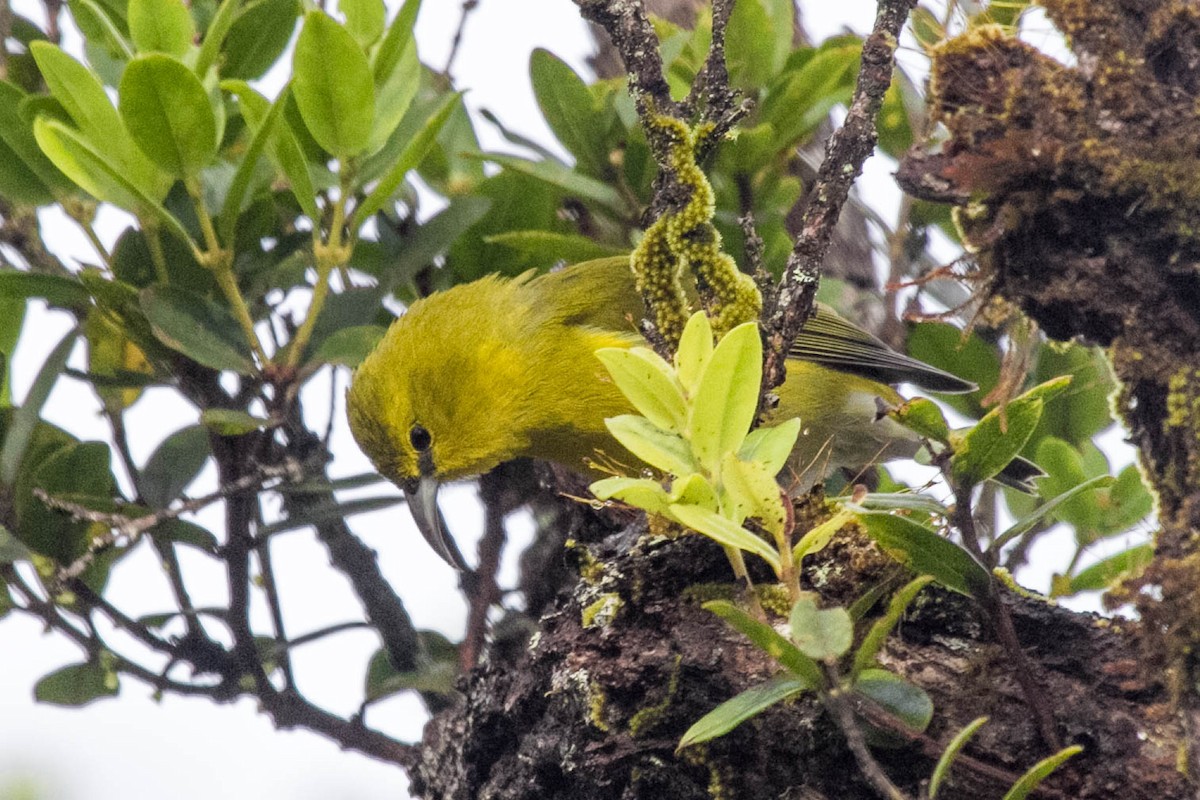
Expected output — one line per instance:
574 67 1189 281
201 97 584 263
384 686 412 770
1031 342 1116 446
891 397 950 443
950 378 1071 488
128 0 195 56
929 717 990 798
761 40 860 149
738 418 801 476
218 0 300 79
689 322 761 471
72 0 136 61
0 327 76 487
668 473 719 510
33 118 182 236
992 473 1115 551
792 508 854 563
30 42 124 143
363 6 418 155
140 286 254 373
351 92 461 227
291 11 375 157
312 325 386 367
480 153 625 211
154 518 218 552
1063 544 1153 595
668 504 781 572
341 0 385 46
854 668 934 742
596 347 687 432
1001 746 1083 800
34 661 119 706
0 80 69 204
218 81 288 242
365 631 457 700
484 230 624 264
851 576 933 679
139 425 210 509
529 49 601 174
854 493 949 517
605 414 696 475
720 452 785 534
19 441 116 562
725 0 792 88
199 408 269 436
223 80 318 221
907 322 1000 418
857 512 992 598
674 311 713 394
194 0 240 76
704 600 823 686
1102 464 1153 534
678 676 810 749
119 54 218 179
789 594 852 661
372 0 420 86
590 476 671 515
0 271 90 309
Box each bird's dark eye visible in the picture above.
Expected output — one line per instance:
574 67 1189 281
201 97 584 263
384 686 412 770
409 424 432 452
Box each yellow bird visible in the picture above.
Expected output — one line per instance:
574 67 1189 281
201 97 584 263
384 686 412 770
347 256 980 570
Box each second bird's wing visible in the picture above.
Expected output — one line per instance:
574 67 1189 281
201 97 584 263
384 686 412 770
790 305 976 394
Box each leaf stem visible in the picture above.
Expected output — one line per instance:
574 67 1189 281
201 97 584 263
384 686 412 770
143 223 171 284
186 178 269 366
286 172 351 369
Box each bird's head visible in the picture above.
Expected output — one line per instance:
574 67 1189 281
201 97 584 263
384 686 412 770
346 277 534 569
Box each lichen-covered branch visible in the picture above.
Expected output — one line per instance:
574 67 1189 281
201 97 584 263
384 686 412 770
761 0 917 392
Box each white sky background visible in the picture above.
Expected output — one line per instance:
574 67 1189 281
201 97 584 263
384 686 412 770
0 2 1140 799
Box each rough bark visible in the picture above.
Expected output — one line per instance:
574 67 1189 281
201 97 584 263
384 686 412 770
408 495 1185 799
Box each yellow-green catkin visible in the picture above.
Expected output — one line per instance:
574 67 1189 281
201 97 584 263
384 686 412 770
631 113 762 348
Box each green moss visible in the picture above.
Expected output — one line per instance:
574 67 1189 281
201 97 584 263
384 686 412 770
681 581 792 616
587 678 612 733
628 654 682 738
581 593 624 629
993 567 1054 604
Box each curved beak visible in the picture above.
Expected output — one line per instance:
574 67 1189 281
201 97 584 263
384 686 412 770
403 476 470 571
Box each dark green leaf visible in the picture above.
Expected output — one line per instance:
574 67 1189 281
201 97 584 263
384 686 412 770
704 600 824 687
140 425 211 508
199 408 269 435
725 0 792 88
19 441 115 562
0 80 68 204
71 0 135 60
291 11 374 157
857 512 992 598
128 0 195 56
311 325 385 368
0 327 76 487
851 576 933 679
153 518 219 552
854 668 933 746
218 80 288 242
194 0 240 76
34 661 119 706
993 472 1114 551
140 286 254 373
1064 544 1153 595
760 39 860 149
352 92 461 226
891 397 950 443
950 378 1071 488
373 196 491 292
364 630 457 700
481 153 625 211
0 271 90 308
224 80 318 221
119 54 218 178
678 676 809 749
219 0 300 79
529 49 601 174
907 322 1001 418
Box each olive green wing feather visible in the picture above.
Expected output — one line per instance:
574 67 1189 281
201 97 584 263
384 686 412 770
791 304 976 393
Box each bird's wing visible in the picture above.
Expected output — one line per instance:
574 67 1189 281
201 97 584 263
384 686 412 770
790 304 977 394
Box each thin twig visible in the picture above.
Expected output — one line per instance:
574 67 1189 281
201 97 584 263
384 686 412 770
461 471 510 671
441 0 479 79
824 663 912 800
